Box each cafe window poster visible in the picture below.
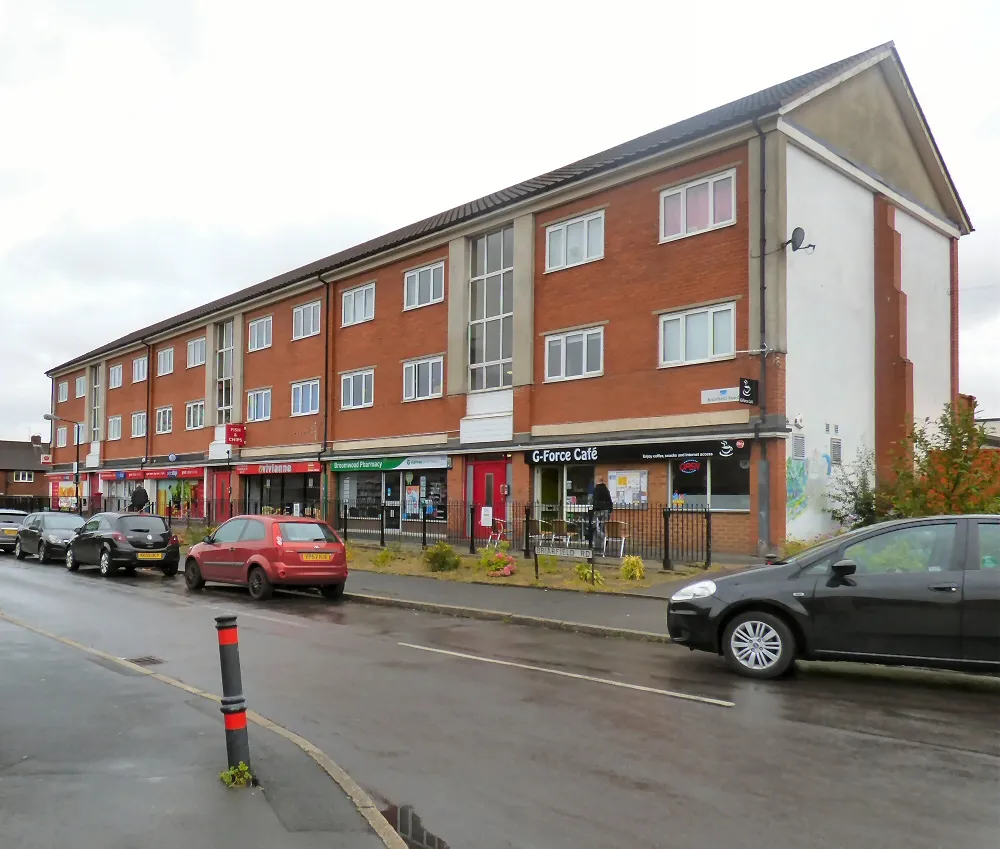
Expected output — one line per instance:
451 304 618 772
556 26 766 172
609 470 648 507
404 485 421 519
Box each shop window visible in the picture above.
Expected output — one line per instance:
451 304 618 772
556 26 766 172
711 455 751 510
565 464 595 514
671 456 708 507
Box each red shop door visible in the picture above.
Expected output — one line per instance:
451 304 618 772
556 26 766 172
213 472 233 524
471 460 507 540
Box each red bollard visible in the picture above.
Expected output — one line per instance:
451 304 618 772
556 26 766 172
215 615 251 772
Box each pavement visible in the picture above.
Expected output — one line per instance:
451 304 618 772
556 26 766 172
2 555 999 849
0 616 386 849
346 568 676 635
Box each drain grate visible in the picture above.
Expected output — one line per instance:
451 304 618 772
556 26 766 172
125 655 165 666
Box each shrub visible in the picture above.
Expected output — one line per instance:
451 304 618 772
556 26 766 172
480 545 518 577
373 543 403 569
537 554 559 574
344 542 355 563
619 555 645 581
423 541 461 572
220 761 253 788
575 562 604 586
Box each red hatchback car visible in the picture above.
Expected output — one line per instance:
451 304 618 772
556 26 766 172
184 515 348 601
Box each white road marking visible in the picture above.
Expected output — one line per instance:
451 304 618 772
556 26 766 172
398 642 735 708
207 605 310 627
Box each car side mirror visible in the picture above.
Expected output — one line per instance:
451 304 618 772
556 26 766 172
74 527 83 535
202 536 214 545
832 559 857 577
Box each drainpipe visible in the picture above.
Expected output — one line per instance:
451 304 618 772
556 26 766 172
319 273 333 515
751 117 770 553
143 340 153 465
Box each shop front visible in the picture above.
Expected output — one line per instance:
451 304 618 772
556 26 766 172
524 439 752 515
47 473 90 510
99 470 146 511
144 468 205 518
331 455 450 535
236 461 323 517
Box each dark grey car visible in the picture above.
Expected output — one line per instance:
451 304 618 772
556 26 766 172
0 509 27 553
16 512 86 563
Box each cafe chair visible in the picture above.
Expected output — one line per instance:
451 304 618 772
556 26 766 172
487 517 508 549
551 519 578 547
527 519 553 548
602 521 628 558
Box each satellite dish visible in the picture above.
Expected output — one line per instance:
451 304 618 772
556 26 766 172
789 227 806 251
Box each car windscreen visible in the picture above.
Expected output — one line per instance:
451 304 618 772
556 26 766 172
280 522 338 543
44 514 86 530
0 512 27 523
117 516 169 534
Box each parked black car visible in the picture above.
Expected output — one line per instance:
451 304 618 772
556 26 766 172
0 509 28 553
16 512 85 562
66 513 180 577
667 515 1000 679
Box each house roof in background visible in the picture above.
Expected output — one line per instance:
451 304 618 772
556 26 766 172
52 41 956 375
0 440 48 472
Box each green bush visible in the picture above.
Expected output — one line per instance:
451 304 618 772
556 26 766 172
220 761 253 788
373 543 403 568
575 562 604 586
537 554 559 574
344 542 355 563
619 555 645 581
423 541 461 572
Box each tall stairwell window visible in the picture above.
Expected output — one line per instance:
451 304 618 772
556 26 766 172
469 224 513 391
216 319 234 424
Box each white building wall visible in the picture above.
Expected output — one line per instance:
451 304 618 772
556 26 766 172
784 144 876 540
895 210 952 428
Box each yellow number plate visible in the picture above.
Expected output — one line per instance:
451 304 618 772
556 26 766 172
301 553 332 562
2 528 16 535
136 552 164 561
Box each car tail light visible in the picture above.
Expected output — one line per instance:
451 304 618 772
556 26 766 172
272 524 282 547
169 535 178 546
111 531 127 543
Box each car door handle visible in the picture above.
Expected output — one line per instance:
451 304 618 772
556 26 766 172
928 583 959 592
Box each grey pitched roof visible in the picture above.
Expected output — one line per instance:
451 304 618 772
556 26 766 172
49 43 900 375
0 440 48 472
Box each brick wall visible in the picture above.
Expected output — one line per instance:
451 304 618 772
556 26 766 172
150 330 212 457
105 350 151 462
51 368 87 466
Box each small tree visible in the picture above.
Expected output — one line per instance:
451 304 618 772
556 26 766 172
886 403 1000 517
825 446 879 528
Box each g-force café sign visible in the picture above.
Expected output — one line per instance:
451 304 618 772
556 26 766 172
525 439 749 465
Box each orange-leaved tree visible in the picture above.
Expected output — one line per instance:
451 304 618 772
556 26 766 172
886 403 1000 517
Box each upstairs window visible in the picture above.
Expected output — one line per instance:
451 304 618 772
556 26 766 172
248 316 272 352
56 427 67 448
13 471 34 483
57 382 68 403
107 416 122 441
469 225 514 391
293 300 321 340
341 369 374 410
659 302 735 366
546 211 605 271
660 169 736 242
155 406 173 434
131 412 146 438
108 364 123 389
247 389 272 422
187 337 207 368
157 347 174 376
545 327 604 381
403 356 444 402
404 261 445 310
343 283 375 327
75 376 86 398
185 400 205 430
133 356 148 383
291 379 321 416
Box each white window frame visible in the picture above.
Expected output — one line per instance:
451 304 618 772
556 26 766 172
155 406 173 434
544 326 604 382
545 210 605 272
187 337 207 368
659 169 737 243
404 261 446 311
133 356 148 383
75 376 86 398
106 415 122 441
13 471 34 483
403 356 444 402
156 347 174 376
468 225 514 392
131 412 146 438
108 364 123 389
56 427 67 448
185 400 205 430
291 379 321 417
248 316 273 352
292 300 322 340
73 423 85 445
342 282 375 327
341 368 374 410
247 388 272 423
658 302 736 367
57 382 68 403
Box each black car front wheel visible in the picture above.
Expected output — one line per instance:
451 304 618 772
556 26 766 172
38 542 49 564
184 559 205 591
722 611 796 679
99 549 118 577
160 561 178 578
65 548 79 572
14 539 25 560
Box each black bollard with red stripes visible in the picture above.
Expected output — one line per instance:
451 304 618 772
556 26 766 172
214 615 251 771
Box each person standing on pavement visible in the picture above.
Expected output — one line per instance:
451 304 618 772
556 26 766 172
591 476 614 548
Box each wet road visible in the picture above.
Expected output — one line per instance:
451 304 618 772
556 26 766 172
2 558 998 849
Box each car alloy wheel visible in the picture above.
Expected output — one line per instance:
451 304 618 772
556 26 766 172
65 549 78 571
99 550 112 577
38 542 47 563
14 540 23 559
729 619 783 672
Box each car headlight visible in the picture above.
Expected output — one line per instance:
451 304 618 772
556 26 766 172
47 534 62 544
670 580 717 602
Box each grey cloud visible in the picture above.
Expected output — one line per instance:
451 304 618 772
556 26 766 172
0 214 382 439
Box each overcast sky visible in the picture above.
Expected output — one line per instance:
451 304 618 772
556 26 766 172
1 0 996 442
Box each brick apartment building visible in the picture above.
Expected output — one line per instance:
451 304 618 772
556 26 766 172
0 436 49 499
43 43 971 554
